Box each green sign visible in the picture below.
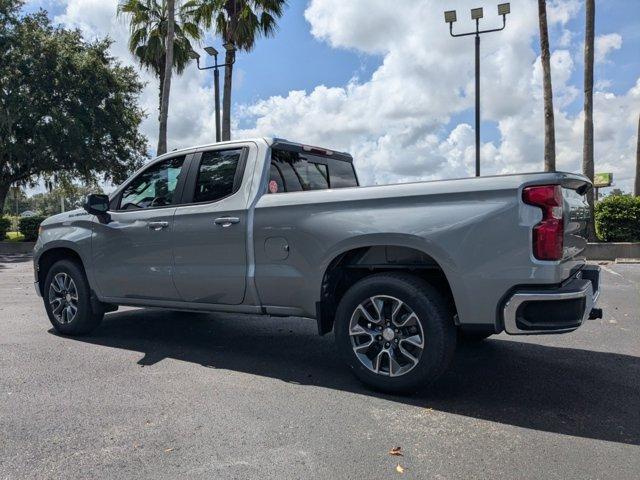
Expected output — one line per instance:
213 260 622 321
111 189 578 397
594 172 613 188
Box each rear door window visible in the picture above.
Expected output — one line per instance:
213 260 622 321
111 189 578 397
193 149 243 203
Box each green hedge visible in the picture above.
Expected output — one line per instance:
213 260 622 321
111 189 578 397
18 216 46 241
595 195 640 242
0 217 10 240
5 215 20 232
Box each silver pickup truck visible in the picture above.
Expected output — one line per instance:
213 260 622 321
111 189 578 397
34 138 601 393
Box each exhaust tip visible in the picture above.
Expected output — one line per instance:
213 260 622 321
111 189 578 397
588 308 603 320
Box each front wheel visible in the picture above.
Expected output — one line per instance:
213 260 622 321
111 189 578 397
43 259 104 336
334 273 456 394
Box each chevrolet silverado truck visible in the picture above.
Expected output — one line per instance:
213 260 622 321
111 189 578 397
34 138 601 393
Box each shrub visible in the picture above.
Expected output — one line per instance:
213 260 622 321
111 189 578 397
0 217 10 240
6 215 20 232
18 216 46 241
595 195 640 242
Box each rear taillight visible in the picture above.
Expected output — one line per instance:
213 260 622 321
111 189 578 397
523 185 564 261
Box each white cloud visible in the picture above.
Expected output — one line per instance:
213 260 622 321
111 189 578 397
238 0 639 190
595 33 623 64
51 0 220 155
547 0 582 26
238 0 544 184
30 0 640 192
558 29 574 48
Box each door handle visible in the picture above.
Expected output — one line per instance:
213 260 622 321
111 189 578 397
214 217 240 228
148 221 169 231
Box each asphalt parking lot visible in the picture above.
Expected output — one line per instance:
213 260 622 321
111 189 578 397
1 255 639 479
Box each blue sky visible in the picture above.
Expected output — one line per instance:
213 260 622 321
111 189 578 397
205 0 637 144
201 1 637 113
217 1 381 108
25 0 381 112
24 0 640 190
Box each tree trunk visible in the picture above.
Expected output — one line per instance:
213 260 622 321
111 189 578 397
222 45 235 142
538 0 556 172
635 114 640 197
583 0 596 240
157 0 175 156
158 59 165 122
0 182 9 217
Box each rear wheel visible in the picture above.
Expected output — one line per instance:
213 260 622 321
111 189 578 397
334 273 456 394
43 259 104 335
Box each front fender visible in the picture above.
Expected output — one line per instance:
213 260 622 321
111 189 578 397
34 217 95 294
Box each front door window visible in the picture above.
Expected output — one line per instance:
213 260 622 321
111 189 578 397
118 156 186 210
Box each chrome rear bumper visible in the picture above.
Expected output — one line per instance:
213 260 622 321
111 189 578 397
503 265 600 335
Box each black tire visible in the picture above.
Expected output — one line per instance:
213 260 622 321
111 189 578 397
457 330 493 344
334 273 456 394
43 259 104 336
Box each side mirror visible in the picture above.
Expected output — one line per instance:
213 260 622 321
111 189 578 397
83 194 111 223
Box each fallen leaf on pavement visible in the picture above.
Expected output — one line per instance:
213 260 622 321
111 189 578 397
389 447 403 457
164 448 174 453
396 464 405 474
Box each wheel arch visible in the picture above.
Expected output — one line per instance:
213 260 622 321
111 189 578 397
316 243 458 335
36 244 87 296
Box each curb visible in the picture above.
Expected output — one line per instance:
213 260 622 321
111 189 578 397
0 241 36 255
584 242 640 261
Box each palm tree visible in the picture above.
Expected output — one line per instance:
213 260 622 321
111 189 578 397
537 0 556 172
635 114 640 197
188 0 286 141
118 0 201 152
583 0 596 239
157 0 176 155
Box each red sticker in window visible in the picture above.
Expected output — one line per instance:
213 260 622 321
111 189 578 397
268 180 279 193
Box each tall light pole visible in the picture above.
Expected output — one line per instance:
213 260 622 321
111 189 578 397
445 3 511 177
190 47 235 143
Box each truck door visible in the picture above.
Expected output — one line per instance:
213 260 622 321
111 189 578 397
92 155 188 300
171 147 248 304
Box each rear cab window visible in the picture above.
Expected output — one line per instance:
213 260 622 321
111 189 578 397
268 145 358 194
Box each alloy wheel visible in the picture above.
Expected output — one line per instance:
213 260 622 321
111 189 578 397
349 295 425 377
48 273 79 324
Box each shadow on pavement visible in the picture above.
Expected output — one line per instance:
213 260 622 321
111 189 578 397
52 308 640 446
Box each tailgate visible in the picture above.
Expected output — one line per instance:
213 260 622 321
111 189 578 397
561 178 591 260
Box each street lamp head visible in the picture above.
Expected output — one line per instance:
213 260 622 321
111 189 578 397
204 46 219 57
471 7 484 20
188 50 200 60
444 10 457 23
497 3 510 15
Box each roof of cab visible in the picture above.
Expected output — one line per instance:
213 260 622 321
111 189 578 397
154 137 353 162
